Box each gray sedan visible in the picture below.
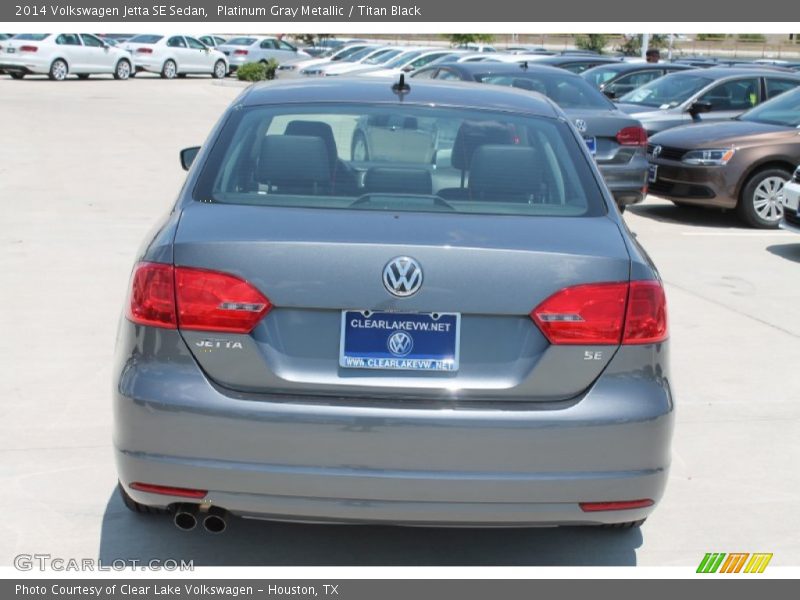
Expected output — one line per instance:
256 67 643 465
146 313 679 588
114 77 672 532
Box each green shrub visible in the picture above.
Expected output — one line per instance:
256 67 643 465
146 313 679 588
575 34 609 54
737 33 766 43
696 34 727 41
237 59 278 82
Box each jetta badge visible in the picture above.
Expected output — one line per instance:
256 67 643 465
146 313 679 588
652 145 662 159
383 257 423 297
574 119 588 133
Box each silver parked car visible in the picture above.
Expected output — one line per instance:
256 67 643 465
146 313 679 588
216 36 309 72
115 77 673 532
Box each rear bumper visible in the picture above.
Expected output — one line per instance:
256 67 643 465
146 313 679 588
114 326 674 526
598 159 648 206
0 62 41 75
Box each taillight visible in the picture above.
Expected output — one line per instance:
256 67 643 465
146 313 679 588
126 262 272 333
136 47 153 54
234 49 248 56
175 266 271 333
531 280 667 345
130 482 207 499
580 499 654 512
19 45 38 53
616 126 648 147
126 262 177 329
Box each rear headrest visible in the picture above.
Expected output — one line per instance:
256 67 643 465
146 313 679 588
364 167 433 195
257 135 330 187
451 121 515 170
469 145 542 201
284 120 338 170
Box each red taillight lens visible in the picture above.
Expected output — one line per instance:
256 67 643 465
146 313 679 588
234 49 248 55
127 262 177 329
531 282 628 345
616 126 648 147
175 266 271 333
130 482 207 499
580 499 654 512
623 280 668 344
126 262 272 333
20 45 38 53
136 47 153 54
531 281 667 346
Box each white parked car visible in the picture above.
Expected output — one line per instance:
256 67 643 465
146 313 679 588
301 46 409 77
780 166 800 233
276 43 372 78
356 49 457 78
0 33 134 80
122 34 228 79
215 36 309 73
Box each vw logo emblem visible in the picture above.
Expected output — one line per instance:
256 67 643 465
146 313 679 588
387 331 414 357
574 119 588 134
652 145 662 159
383 256 423 297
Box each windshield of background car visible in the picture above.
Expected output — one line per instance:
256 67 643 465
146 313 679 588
620 73 713 108
739 87 800 127
193 104 605 218
365 49 402 65
476 72 614 109
343 46 379 62
384 51 424 68
582 67 622 87
226 37 256 46
127 34 163 44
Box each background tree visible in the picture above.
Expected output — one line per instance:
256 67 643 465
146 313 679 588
575 34 609 54
616 34 668 56
446 34 495 46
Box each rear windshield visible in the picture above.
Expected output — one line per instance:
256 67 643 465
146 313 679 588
127 34 163 44
475 72 614 109
13 34 50 41
225 37 256 46
193 104 605 218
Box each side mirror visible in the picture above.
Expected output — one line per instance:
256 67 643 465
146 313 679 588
180 146 200 171
401 65 414 72
688 100 713 119
602 88 617 100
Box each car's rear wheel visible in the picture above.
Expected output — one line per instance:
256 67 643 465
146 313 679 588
49 59 68 81
9 72 25 80
161 59 177 79
114 59 131 80
738 168 790 228
212 60 226 79
118 483 169 515
351 130 370 161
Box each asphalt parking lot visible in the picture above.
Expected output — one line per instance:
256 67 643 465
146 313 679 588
1 74 799 567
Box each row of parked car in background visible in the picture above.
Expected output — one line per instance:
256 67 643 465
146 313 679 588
2 32 799 230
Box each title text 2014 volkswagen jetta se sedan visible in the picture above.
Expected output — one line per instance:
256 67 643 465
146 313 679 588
114 77 673 532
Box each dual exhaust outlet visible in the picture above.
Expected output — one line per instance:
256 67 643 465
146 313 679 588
173 504 228 534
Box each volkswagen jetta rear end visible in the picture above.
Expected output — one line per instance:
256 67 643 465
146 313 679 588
113 78 673 529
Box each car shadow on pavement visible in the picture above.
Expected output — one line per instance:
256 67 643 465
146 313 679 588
627 202 743 228
766 243 800 263
97 487 641 566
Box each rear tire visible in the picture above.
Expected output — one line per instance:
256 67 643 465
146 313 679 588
118 483 169 515
737 168 790 228
48 59 68 81
212 60 226 79
9 72 25 80
160 59 177 79
113 59 131 80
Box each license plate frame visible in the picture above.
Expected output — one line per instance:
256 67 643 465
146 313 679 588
339 310 460 372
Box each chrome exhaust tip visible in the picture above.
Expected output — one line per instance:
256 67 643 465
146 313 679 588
202 506 228 534
173 504 198 531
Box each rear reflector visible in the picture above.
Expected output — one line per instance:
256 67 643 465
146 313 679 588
531 280 667 345
126 262 272 333
234 49 248 55
616 126 648 147
136 47 153 54
20 45 38 53
580 499 654 512
130 482 207 499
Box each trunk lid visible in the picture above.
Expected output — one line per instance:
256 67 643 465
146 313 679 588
173 202 631 401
